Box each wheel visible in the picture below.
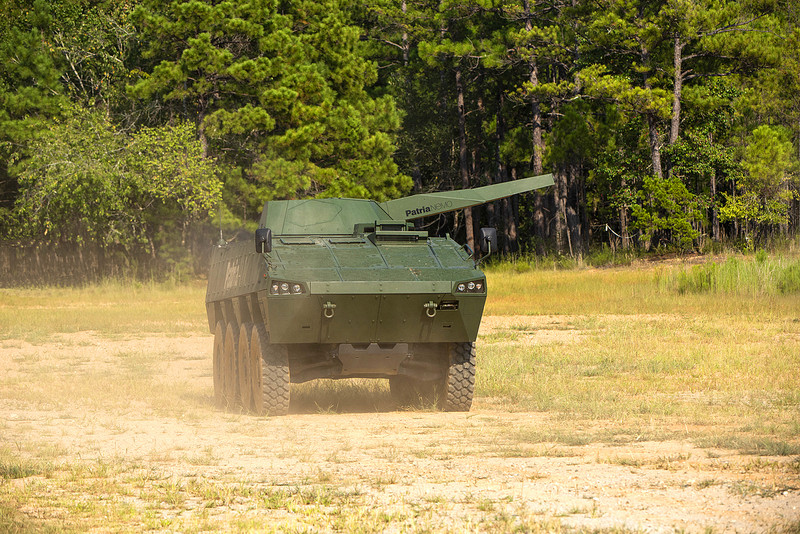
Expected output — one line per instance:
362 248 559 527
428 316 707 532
237 323 254 412
222 322 239 409
250 324 290 416
212 321 225 408
441 341 476 412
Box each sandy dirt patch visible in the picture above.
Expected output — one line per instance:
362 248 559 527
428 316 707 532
1 320 799 532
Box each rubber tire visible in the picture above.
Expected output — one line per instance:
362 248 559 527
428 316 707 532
212 321 225 408
441 341 476 412
222 322 239 409
250 324 290 416
237 323 254 412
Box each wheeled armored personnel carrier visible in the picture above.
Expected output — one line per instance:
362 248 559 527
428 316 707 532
205 173 554 415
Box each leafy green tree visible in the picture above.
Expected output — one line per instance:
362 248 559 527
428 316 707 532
129 0 410 223
630 174 707 249
415 0 486 250
13 106 220 260
720 125 800 238
49 0 138 113
576 0 673 180
664 78 742 240
0 0 68 222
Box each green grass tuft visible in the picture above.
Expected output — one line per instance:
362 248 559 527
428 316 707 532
659 255 800 296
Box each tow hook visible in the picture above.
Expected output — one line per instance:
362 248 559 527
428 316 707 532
424 301 437 318
323 301 336 319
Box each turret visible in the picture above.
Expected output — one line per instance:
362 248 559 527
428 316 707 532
256 173 555 237
380 173 554 221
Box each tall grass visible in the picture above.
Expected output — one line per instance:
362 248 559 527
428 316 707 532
485 253 800 317
657 252 800 296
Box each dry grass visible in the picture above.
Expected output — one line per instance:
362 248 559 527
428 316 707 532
0 280 208 342
484 260 800 317
1 258 799 532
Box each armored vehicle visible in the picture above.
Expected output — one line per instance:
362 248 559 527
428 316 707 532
206 173 554 415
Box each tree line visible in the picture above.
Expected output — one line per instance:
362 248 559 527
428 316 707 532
1 0 799 281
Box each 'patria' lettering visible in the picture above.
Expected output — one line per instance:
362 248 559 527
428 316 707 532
405 200 453 217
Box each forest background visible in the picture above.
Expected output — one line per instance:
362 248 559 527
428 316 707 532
1 0 799 284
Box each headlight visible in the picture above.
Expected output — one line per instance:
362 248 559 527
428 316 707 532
270 280 306 295
455 279 486 294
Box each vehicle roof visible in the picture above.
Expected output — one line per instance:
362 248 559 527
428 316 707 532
259 199 393 235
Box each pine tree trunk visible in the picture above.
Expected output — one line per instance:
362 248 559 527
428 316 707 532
577 163 589 254
476 97 497 228
494 95 512 254
401 0 409 66
619 176 630 250
711 168 720 241
455 67 474 252
508 168 519 253
471 146 481 246
647 113 664 180
566 168 580 258
554 170 567 254
534 193 546 254
530 64 546 255
670 36 683 146
642 50 663 180
524 0 546 255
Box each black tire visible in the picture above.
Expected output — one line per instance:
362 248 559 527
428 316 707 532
212 321 225 408
222 322 239 409
441 341 476 412
237 323 254 412
250 324 290 416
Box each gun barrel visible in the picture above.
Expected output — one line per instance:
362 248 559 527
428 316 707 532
380 173 554 221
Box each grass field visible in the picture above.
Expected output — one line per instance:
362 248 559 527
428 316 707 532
1 254 799 532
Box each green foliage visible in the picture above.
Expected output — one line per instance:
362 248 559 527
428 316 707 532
720 125 800 231
129 0 410 220
48 1 137 110
578 65 672 119
630 175 707 250
0 0 69 214
12 106 220 256
661 254 800 295
547 104 593 166
2 0 800 280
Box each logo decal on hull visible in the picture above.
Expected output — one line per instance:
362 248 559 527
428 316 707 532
405 200 453 217
224 260 241 290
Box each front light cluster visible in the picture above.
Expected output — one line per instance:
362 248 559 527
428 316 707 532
270 280 306 295
455 280 485 293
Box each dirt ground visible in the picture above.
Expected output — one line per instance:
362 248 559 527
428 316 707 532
1 318 799 532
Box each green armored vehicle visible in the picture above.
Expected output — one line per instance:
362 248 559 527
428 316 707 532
206 173 554 415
